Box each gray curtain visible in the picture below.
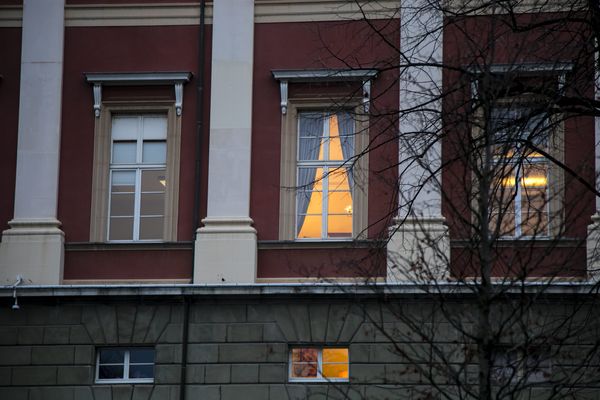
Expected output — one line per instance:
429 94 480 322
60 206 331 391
337 112 355 192
297 113 323 234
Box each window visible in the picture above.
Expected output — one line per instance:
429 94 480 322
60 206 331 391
470 68 568 241
89 104 181 242
109 115 167 241
489 105 557 238
289 347 349 382
491 347 552 384
96 347 155 384
279 102 368 241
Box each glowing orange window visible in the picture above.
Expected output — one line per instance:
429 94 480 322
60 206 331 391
289 347 349 381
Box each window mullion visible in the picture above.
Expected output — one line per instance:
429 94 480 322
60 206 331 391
124 350 130 380
323 167 328 239
317 348 323 380
133 169 142 240
515 176 522 237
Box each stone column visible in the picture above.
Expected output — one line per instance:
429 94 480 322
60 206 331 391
387 0 449 282
194 0 257 283
587 52 600 280
0 0 65 285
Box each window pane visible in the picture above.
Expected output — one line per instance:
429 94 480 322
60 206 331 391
142 170 167 192
110 193 134 217
323 348 348 363
297 191 322 215
327 192 352 215
142 141 167 164
142 115 167 140
297 215 322 239
298 167 321 191
298 137 322 161
112 116 138 140
99 365 124 380
141 193 165 215
322 363 349 379
99 349 125 364
112 142 137 164
130 348 155 364
139 217 163 240
298 112 324 162
328 215 352 238
292 348 318 362
291 363 318 378
328 169 351 191
129 365 154 379
111 171 136 192
109 217 134 241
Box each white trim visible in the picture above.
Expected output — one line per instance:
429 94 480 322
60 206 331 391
95 347 154 384
288 347 350 383
85 72 191 118
273 69 378 114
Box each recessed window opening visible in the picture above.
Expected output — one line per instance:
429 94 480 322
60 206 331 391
96 347 155 384
289 347 349 382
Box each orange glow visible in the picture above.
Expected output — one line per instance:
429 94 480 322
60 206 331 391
298 115 352 238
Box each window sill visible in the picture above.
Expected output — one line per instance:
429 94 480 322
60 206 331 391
65 241 193 251
451 238 582 248
258 239 382 250
95 379 154 385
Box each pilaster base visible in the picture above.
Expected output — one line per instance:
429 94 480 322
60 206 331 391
587 213 600 281
194 217 257 284
0 219 65 285
387 217 450 283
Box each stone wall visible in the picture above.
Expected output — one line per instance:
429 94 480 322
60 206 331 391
0 295 599 399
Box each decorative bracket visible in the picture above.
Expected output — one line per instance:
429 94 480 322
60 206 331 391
174 82 184 116
93 83 102 118
84 72 192 118
362 79 371 113
272 69 379 115
279 80 289 114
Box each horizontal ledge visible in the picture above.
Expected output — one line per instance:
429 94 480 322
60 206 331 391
0 281 598 298
272 69 378 82
467 62 574 75
258 240 382 250
65 242 194 251
84 72 192 86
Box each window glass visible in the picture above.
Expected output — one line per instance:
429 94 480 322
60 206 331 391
296 112 353 240
108 116 167 242
96 348 154 383
289 347 349 381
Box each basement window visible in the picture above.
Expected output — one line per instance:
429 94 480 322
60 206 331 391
96 347 155 384
289 347 349 382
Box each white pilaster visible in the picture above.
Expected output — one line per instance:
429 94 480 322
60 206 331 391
387 0 449 282
194 0 257 283
587 47 600 281
0 0 65 285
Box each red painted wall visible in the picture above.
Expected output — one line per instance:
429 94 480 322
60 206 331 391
59 24 211 280
251 20 399 278
442 13 595 278
0 28 21 231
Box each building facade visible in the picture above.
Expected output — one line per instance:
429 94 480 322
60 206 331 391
0 0 599 399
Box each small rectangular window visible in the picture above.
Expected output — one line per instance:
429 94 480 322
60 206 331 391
96 347 155 384
289 347 349 382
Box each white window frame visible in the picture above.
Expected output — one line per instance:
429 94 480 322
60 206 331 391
295 112 354 241
288 346 349 383
95 347 155 384
107 114 167 243
279 100 369 242
89 103 181 243
490 106 552 239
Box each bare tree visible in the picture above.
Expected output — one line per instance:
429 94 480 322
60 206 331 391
293 1 600 399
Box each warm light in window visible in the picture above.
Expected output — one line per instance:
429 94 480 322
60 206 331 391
298 114 352 239
159 177 167 187
500 175 547 188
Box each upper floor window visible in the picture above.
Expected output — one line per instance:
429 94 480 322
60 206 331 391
279 102 368 241
108 115 167 241
296 112 354 239
489 105 555 238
